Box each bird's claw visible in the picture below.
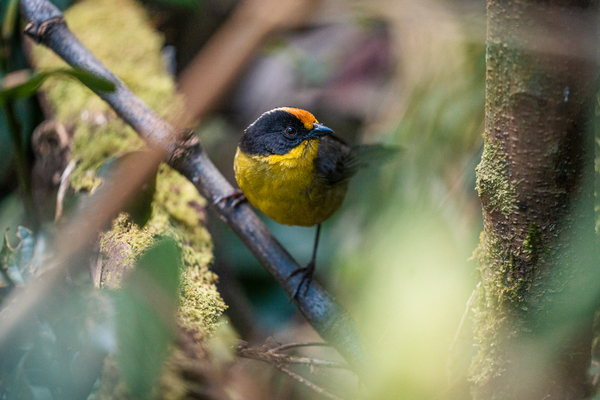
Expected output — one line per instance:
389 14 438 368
287 260 315 300
214 189 247 208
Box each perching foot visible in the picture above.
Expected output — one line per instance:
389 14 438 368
214 189 247 208
287 260 316 300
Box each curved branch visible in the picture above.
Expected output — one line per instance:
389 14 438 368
19 0 367 373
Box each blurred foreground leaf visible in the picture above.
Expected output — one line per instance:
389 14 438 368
1 0 19 43
0 68 115 106
98 153 158 228
115 237 181 398
0 226 35 287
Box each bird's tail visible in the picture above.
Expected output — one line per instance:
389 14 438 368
354 144 402 168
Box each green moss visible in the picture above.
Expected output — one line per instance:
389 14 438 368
99 161 223 316
473 230 520 311
154 165 212 260
522 223 542 263
151 164 222 336
99 163 222 319
99 213 155 286
179 266 226 339
469 229 518 391
475 135 519 218
98 199 225 397
32 0 183 121
468 282 505 387
469 221 542 393
70 122 147 192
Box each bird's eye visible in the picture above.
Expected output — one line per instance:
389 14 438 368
285 127 297 137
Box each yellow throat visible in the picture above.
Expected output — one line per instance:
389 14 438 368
234 138 347 226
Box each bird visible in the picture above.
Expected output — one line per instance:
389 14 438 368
227 107 392 299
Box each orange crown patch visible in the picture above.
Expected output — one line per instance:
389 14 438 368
277 107 318 130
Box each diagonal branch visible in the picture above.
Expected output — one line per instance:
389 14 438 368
18 0 367 374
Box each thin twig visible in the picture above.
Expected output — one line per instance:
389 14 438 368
238 343 348 400
239 346 351 370
271 363 346 400
269 341 334 353
55 158 76 222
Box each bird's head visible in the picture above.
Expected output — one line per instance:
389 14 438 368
240 107 334 156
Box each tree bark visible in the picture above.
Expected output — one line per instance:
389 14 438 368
471 1 598 399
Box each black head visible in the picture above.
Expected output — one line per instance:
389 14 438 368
239 107 334 156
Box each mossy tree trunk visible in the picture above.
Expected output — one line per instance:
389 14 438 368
471 1 598 399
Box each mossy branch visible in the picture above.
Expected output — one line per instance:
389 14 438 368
18 0 367 374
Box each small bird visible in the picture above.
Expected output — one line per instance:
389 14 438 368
230 107 390 298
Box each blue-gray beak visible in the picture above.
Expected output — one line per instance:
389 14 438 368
310 123 334 138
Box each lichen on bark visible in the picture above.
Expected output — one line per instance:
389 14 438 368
475 135 519 218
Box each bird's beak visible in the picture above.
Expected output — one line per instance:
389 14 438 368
310 123 334 138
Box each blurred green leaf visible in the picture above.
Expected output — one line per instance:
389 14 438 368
116 237 181 398
63 68 116 92
0 69 115 106
1 0 19 42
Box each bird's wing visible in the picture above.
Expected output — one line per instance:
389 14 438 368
313 135 359 185
314 136 402 185
353 143 401 168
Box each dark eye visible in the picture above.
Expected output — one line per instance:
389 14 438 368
285 127 297 137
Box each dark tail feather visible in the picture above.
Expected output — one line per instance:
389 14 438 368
354 144 402 168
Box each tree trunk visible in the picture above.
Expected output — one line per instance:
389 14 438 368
470 1 598 399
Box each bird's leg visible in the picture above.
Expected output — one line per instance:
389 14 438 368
288 224 321 299
213 189 247 208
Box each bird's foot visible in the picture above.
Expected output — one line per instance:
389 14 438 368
213 189 247 208
287 260 315 300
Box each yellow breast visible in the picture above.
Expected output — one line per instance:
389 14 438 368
234 139 348 226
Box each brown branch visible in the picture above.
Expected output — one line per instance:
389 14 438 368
238 341 351 370
237 342 349 400
17 0 367 375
